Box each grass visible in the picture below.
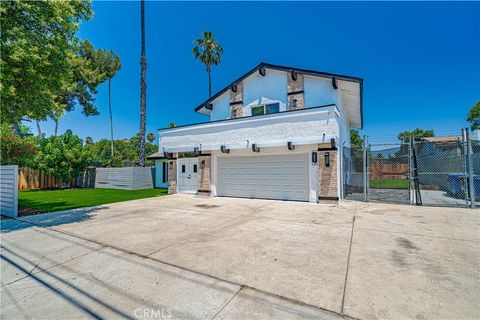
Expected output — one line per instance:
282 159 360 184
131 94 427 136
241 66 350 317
369 179 409 189
19 188 168 213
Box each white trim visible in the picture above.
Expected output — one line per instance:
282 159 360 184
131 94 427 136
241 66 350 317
159 105 335 134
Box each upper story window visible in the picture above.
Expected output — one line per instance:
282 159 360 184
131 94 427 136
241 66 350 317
251 102 280 116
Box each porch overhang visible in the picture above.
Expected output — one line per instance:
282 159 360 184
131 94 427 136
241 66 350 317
158 105 340 154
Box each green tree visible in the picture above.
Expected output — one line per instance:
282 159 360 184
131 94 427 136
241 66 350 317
53 40 119 135
0 0 92 124
168 122 176 128
94 48 121 156
350 129 363 150
467 100 480 131
138 0 147 167
35 130 93 185
85 136 94 145
397 128 434 143
193 31 223 98
147 132 155 143
0 123 37 167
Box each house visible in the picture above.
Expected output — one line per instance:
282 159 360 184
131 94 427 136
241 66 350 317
149 63 363 203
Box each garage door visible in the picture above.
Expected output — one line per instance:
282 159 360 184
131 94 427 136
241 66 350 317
217 153 309 201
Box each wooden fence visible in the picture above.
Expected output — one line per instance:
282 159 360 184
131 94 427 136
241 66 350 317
369 163 408 180
18 167 96 190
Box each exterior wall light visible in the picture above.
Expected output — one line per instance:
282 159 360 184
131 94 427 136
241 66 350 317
221 145 230 153
324 152 330 167
291 71 297 81
312 152 318 165
332 77 338 89
252 144 260 152
259 66 266 76
231 84 237 92
287 141 295 150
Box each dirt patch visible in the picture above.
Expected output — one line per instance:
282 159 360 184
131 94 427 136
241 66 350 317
19 206 47 217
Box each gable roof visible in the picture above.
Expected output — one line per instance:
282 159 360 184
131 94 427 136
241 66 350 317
194 62 364 129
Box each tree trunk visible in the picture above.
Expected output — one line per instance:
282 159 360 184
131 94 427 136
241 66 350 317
208 66 211 98
108 78 114 157
139 0 147 167
36 120 42 137
54 118 59 136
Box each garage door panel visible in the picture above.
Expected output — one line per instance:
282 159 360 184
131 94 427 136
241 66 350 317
217 153 309 201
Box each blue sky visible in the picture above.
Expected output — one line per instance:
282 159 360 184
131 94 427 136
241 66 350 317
31 1 479 143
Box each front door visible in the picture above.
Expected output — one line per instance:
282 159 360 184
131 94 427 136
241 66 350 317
177 158 198 193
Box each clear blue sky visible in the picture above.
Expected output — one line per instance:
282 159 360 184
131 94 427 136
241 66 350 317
31 1 480 143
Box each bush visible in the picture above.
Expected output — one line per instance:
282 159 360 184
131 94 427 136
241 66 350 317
0 123 37 167
35 130 93 184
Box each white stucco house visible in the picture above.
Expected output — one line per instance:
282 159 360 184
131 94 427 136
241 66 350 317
149 63 363 203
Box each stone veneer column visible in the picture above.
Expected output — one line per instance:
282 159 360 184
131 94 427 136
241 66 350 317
318 150 338 200
288 73 304 110
167 155 177 194
229 81 243 118
197 155 211 195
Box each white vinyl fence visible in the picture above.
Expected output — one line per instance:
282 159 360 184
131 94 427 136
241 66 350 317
95 167 154 190
1 165 19 217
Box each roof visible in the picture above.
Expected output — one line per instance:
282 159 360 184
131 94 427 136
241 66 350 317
194 62 364 128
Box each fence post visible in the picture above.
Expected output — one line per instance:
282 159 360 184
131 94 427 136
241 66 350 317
461 129 470 208
363 135 368 201
466 128 475 208
408 137 414 205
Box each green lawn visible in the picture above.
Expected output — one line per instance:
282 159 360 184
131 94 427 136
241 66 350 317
369 179 409 189
19 188 168 212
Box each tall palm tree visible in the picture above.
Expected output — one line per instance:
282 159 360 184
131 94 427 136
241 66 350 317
139 0 147 166
193 31 223 98
103 52 121 157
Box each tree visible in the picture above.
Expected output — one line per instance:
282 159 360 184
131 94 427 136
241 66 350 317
138 0 147 167
85 136 94 145
0 0 92 124
467 100 480 131
193 31 223 98
0 123 37 167
147 132 155 144
35 130 93 185
95 48 121 157
397 128 434 143
350 129 363 150
168 122 176 128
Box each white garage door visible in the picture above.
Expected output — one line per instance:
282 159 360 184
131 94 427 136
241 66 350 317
217 153 309 201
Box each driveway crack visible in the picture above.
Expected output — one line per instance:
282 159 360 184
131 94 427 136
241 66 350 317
340 201 357 314
210 286 243 320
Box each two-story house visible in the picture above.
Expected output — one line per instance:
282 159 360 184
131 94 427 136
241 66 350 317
150 63 363 203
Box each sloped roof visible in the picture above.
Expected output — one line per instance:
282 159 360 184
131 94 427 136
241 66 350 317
194 62 364 128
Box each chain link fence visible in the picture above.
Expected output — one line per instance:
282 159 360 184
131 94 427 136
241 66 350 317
342 129 479 208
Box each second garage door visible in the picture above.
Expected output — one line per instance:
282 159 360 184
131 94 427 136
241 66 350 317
217 153 309 201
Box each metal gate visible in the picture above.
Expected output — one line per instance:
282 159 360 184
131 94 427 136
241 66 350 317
343 128 478 208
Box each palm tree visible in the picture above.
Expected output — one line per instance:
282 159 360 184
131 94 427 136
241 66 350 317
193 31 223 98
147 132 155 144
102 51 121 157
139 0 147 166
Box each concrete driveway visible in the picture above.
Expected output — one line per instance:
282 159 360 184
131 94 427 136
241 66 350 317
1 195 479 320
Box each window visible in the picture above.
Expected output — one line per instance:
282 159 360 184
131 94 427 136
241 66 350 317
251 102 280 116
193 164 198 173
181 165 185 173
